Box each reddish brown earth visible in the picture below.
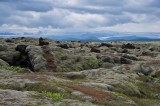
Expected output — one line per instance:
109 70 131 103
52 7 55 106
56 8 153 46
66 84 113 100
41 45 57 72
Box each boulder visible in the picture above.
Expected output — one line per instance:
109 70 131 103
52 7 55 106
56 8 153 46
0 59 10 66
101 56 114 63
33 55 47 72
0 44 8 51
58 44 69 49
121 49 128 53
113 57 121 64
155 71 160 77
100 43 113 47
26 46 47 72
122 43 135 49
149 48 154 51
26 46 44 57
55 41 60 43
64 72 86 80
132 64 154 76
15 45 28 54
141 51 153 56
39 37 49 46
122 54 138 61
5 39 13 43
0 51 20 65
120 57 132 64
90 47 100 53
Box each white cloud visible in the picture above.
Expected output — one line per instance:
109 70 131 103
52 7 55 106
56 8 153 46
0 0 159 33
63 13 107 28
97 22 160 32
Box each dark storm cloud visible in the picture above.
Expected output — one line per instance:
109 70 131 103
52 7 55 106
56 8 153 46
0 0 159 32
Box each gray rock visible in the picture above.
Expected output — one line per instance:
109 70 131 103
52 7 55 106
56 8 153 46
71 91 93 101
132 63 155 76
61 99 97 106
0 89 53 106
101 56 114 63
122 54 138 61
0 59 9 66
120 57 132 64
154 71 160 77
0 44 8 51
26 46 47 72
0 51 20 64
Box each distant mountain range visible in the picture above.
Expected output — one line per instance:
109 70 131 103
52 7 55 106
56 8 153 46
0 31 160 42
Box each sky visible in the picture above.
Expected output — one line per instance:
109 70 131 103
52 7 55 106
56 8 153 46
0 0 160 35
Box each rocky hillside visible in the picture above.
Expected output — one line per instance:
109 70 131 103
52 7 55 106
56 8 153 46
0 37 160 106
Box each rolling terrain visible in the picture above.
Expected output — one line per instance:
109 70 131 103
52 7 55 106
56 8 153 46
0 37 160 106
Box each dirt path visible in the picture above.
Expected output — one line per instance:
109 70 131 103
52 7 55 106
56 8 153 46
41 45 57 72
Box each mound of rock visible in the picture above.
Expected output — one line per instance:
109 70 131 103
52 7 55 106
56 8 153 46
15 45 28 54
58 44 70 49
26 46 47 72
100 43 113 47
100 56 132 64
90 47 100 53
122 54 138 61
0 50 20 65
39 37 49 46
122 43 136 49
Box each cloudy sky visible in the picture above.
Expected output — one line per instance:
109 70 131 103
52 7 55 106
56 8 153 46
0 0 160 34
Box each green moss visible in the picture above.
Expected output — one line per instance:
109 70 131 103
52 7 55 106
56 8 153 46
82 57 102 70
60 55 68 60
131 97 160 106
111 82 142 97
42 91 63 102
102 62 114 68
65 74 86 80
136 81 160 99
24 83 61 93
137 75 151 82
0 66 26 73
29 92 43 99
0 83 22 91
112 92 130 100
